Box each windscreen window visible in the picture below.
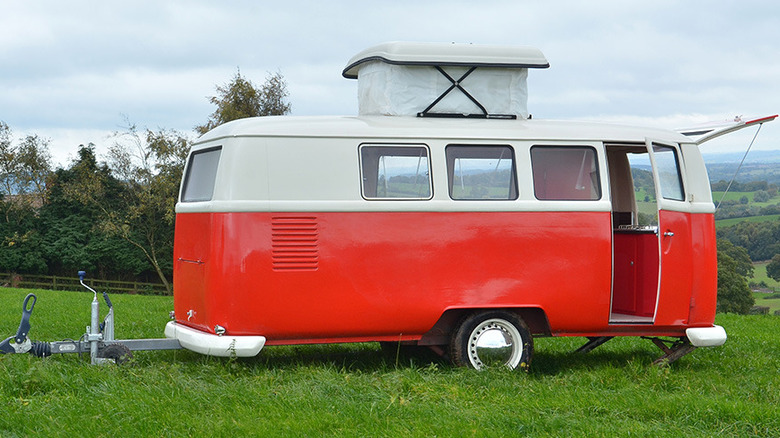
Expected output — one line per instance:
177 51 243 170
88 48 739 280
531 146 601 200
181 147 221 202
360 145 432 199
446 145 517 200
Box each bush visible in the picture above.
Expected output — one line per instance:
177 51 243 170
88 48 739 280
754 190 771 203
749 280 769 289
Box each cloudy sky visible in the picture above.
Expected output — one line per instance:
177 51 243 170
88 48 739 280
2 0 778 166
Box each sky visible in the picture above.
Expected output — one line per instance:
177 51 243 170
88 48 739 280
1 0 779 167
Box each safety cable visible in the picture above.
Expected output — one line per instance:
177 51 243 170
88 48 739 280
715 123 764 211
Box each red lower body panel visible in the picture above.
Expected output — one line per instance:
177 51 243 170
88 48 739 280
172 210 716 344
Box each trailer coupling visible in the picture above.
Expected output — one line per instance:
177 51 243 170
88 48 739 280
1 272 182 365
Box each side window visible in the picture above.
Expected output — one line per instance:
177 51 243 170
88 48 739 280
181 147 221 202
360 145 432 199
652 144 684 201
531 146 601 200
446 145 517 200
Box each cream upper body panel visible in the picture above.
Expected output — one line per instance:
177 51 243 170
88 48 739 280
179 115 702 214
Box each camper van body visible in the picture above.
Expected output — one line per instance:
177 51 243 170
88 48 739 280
167 114 725 364
164 41 752 368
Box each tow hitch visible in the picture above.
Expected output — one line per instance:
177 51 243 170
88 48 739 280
0 271 182 364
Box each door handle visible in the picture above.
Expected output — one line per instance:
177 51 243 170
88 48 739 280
663 231 674 237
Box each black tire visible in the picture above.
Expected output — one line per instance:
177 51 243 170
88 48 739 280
450 310 533 371
99 343 134 365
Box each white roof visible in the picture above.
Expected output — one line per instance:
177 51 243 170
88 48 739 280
194 115 691 148
342 41 550 79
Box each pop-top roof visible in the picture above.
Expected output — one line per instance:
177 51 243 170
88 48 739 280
342 41 549 79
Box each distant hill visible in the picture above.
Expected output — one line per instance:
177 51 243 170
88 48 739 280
703 150 780 184
703 150 780 164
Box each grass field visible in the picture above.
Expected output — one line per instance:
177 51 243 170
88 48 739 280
712 191 754 204
711 191 778 208
1 287 779 436
716 214 780 228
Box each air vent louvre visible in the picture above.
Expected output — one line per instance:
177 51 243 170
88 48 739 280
272 216 319 271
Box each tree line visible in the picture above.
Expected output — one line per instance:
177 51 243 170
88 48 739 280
1 71 290 293
719 217 780 296
718 219 780 262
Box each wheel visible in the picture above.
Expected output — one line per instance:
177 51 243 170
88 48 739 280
99 343 134 365
450 310 533 371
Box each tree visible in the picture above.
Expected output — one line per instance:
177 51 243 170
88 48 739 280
40 144 146 279
717 239 753 278
766 253 780 282
0 121 14 199
0 122 51 274
716 248 755 314
0 199 46 274
257 70 292 117
101 124 190 292
15 134 52 207
195 69 291 135
0 122 52 221
753 190 771 203
57 126 189 292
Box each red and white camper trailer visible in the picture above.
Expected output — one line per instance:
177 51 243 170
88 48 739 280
165 42 775 369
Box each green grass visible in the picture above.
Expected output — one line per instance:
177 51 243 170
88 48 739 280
712 191 754 203
711 191 778 207
752 261 778 288
716 214 780 228
711 189 780 228
1 287 779 436
753 292 780 314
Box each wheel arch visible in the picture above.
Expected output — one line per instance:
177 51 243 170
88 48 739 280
418 306 551 346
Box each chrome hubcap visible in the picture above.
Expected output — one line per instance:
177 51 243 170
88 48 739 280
468 318 522 369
